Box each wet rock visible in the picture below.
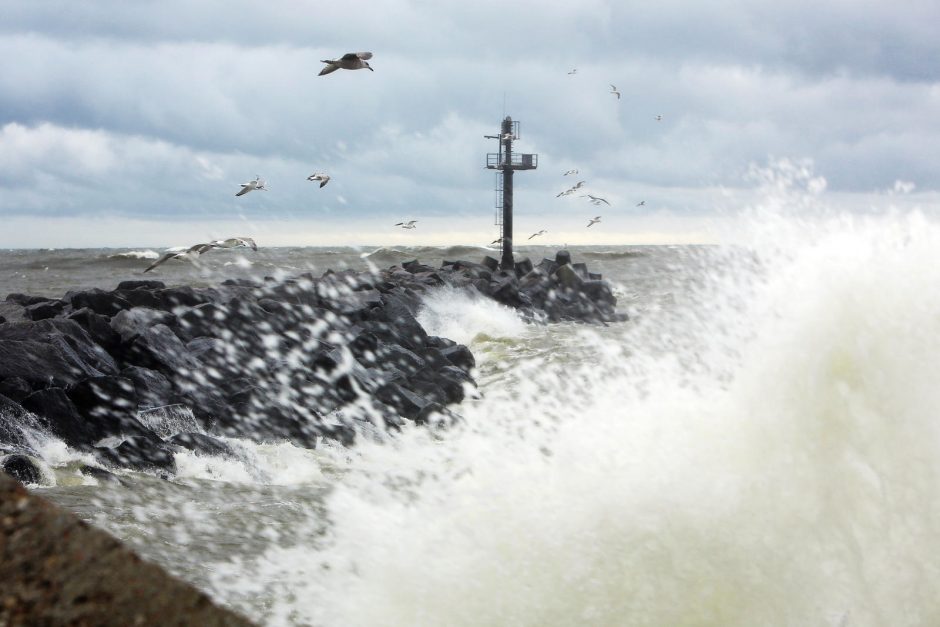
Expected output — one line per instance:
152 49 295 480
514 257 534 278
67 288 131 316
0 394 45 452
440 344 476 371
0 319 118 377
0 339 98 387
481 255 499 272
125 324 201 374
555 249 572 267
24 299 67 321
0 377 32 403
79 464 123 484
0 300 26 323
21 388 98 447
113 288 163 309
94 436 177 474
1 453 42 484
68 308 122 352
168 432 237 458
5 294 53 307
67 376 155 441
116 279 166 291
111 307 177 343
120 366 178 409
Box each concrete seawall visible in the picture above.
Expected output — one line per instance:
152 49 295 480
0 473 254 626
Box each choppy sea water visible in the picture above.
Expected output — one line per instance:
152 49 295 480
5 214 940 626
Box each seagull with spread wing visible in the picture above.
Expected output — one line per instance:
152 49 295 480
395 220 418 229
307 172 331 188
236 176 266 197
587 216 602 228
528 230 547 240
319 52 374 76
582 194 611 206
610 85 621 100
144 238 257 273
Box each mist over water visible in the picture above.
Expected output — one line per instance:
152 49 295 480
199 210 940 626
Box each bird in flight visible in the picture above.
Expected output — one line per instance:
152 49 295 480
636 200 646 207
557 181 585 197
568 69 577 75
587 216 602 227
143 238 257 273
319 52 374 76
654 115 663 121
395 220 418 229
528 230 547 240
563 169 579 176
490 237 503 246
610 85 621 100
236 176 266 197
210 237 258 251
307 172 331 188
581 194 610 206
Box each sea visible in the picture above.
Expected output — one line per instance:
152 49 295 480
3 209 940 626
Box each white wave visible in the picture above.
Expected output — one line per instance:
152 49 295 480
108 249 160 260
212 202 940 625
416 286 527 346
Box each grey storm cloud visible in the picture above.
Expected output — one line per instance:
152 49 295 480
0 0 938 225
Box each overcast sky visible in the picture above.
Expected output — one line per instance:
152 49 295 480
1 0 938 248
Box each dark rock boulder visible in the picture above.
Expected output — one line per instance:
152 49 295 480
20 388 98 447
24 300 68 321
440 344 476 371
0 394 46 453
0 339 100 387
125 324 201 374
0 377 32 403
168 432 237 458
67 376 155 441
66 288 131 316
1 454 42 484
5 294 53 307
93 436 177 474
116 279 166 291
1 318 118 375
68 308 122 352
110 307 177 344
120 366 178 410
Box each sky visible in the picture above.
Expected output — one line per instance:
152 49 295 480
1 0 938 248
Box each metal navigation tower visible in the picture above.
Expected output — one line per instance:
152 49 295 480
485 116 538 270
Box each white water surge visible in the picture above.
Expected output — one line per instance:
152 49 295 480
203 208 940 626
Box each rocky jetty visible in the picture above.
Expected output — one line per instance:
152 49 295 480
0 251 621 477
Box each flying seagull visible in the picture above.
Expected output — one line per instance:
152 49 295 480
144 237 258 272
557 180 585 197
610 85 621 100
395 220 418 229
581 194 611 206
490 237 503 246
319 52 374 76
568 69 577 75
236 176 266 197
528 230 547 240
563 169 579 176
654 115 663 121
587 216 602 227
636 200 646 207
307 172 331 188
210 237 258 251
